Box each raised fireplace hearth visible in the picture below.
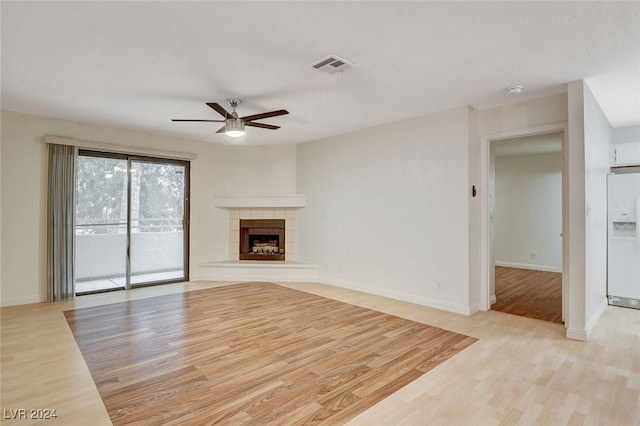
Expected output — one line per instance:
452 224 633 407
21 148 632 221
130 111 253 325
239 219 285 261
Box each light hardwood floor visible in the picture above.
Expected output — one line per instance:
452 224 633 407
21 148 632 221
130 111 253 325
2 280 639 425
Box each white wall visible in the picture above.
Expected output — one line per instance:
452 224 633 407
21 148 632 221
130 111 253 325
566 81 587 337
0 109 2 304
565 80 611 340
0 110 297 305
297 107 472 314
477 94 568 136
468 108 481 309
582 82 611 332
296 94 569 316
494 152 563 271
612 125 640 144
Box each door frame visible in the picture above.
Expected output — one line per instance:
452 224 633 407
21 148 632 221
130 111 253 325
127 156 190 289
479 122 568 323
76 150 190 293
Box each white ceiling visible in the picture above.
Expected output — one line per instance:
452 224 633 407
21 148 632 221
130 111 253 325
2 2 639 146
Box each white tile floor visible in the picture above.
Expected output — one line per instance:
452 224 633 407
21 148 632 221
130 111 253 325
75 270 184 294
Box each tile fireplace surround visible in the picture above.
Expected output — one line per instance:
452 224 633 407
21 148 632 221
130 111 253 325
200 194 318 281
214 194 305 262
229 208 298 261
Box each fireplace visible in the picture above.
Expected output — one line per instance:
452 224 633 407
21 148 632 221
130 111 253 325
239 219 285 261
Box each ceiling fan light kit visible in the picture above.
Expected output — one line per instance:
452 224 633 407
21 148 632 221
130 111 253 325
171 98 288 139
225 118 245 138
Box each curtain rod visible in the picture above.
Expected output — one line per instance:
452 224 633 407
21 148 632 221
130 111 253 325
44 135 197 160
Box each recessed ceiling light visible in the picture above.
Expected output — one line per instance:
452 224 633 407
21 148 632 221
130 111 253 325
506 85 525 94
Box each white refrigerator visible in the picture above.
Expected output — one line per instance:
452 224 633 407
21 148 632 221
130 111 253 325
608 172 640 309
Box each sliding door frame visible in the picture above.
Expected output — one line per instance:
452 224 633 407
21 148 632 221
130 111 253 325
128 155 190 288
77 149 190 292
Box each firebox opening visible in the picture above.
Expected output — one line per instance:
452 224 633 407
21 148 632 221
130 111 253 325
239 219 285 261
249 235 281 255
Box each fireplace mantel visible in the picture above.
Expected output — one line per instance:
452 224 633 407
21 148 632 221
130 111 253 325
214 193 306 209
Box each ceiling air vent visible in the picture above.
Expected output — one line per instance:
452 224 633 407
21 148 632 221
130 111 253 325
311 55 354 75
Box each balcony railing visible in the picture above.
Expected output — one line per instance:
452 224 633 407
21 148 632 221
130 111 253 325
75 218 184 281
76 218 183 234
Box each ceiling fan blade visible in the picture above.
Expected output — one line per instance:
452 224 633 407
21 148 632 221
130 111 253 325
215 125 226 134
206 102 231 118
245 122 280 130
171 119 224 122
241 109 289 122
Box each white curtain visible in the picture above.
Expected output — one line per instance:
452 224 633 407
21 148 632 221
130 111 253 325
47 144 77 301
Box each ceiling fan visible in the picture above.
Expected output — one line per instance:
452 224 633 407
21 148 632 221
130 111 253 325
172 98 289 138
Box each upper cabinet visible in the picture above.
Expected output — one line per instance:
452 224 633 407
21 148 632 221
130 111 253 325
612 142 640 167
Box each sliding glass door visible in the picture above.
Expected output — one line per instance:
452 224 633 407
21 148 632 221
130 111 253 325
129 159 188 286
75 152 189 294
75 155 129 293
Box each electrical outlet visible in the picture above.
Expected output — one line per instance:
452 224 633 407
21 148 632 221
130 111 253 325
530 252 537 260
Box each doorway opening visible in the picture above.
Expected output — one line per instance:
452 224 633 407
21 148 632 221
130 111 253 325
74 151 190 295
481 127 567 323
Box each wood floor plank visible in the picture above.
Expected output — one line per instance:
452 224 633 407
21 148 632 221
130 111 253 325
493 266 563 323
64 282 476 425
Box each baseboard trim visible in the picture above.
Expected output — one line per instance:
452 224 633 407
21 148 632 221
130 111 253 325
489 294 497 305
1 295 46 307
199 275 320 283
467 303 482 315
495 261 562 273
565 298 608 342
566 327 587 341
318 277 473 316
585 297 608 337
